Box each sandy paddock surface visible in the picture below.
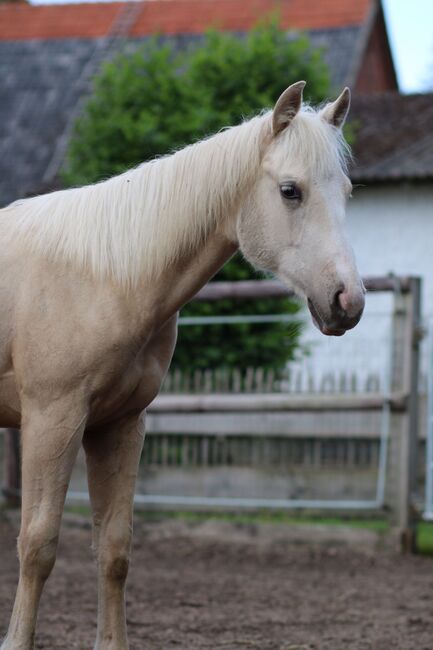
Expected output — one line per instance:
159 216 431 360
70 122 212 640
1 512 433 650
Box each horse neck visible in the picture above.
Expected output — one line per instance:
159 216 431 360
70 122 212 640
4 113 270 309
129 113 270 277
148 231 239 325
127 114 270 317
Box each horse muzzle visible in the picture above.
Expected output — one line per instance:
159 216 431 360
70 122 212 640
308 285 365 337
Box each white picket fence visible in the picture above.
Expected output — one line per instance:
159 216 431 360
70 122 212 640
161 366 384 395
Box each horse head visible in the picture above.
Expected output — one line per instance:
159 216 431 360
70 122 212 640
237 81 365 336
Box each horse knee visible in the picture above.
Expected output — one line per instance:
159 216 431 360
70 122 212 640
98 525 131 584
18 524 59 582
106 554 130 583
100 546 130 584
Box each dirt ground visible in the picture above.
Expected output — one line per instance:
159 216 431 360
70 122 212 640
1 513 433 650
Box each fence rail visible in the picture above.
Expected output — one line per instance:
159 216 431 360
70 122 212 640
194 276 415 301
149 392 406 413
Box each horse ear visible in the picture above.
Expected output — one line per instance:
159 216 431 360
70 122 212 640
321 87 351 129
272 81 306 136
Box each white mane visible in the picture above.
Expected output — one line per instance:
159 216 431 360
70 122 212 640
1 107 349 288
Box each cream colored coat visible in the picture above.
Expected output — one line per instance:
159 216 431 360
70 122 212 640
1 82 364 650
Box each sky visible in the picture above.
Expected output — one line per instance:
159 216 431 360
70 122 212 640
382 0 433 92
28 0 433 94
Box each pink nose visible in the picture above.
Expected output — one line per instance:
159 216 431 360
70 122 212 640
337 288 365 320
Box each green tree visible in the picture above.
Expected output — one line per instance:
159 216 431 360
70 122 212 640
64 21 331 375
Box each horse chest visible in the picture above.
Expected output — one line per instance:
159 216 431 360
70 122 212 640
88 363 147 424
88 318 177 426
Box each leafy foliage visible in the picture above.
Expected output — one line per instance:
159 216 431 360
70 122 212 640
64 21 331 373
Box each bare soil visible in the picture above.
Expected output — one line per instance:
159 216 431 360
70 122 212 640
1 513 433 650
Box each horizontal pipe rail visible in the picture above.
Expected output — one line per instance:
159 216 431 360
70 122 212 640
5 485 386 511
194 276 415 302
149 392 407 413
67 491 384 511
144 423 390 439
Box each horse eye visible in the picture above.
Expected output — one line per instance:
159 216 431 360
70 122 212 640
280 183 302 201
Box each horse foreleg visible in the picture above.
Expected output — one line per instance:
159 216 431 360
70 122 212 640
83 411 145 650
1 400 87 650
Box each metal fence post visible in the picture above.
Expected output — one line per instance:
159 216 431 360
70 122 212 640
424 320 433 520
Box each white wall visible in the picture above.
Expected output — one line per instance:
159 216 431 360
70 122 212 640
347 182 433 318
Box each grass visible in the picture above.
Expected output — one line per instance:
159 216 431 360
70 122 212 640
20 503 433 553
65 503 390 533
137 508 391 532
416 522 433 555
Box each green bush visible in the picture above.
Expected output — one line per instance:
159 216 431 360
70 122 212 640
64 21 331 374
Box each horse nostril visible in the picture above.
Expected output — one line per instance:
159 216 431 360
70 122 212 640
333 286 346 313
328 285 364 331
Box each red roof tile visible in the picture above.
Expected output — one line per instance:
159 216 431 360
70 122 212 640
0 0 373 41
0 3 125 39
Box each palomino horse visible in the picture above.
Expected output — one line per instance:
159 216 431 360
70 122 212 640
1 81 364 649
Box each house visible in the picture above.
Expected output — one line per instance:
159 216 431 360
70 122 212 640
348 92 433 319
0 0 397 207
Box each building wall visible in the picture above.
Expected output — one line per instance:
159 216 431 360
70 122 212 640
347 182 433 317
355 7 398 93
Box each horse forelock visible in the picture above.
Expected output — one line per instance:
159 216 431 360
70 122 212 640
276 106 351 178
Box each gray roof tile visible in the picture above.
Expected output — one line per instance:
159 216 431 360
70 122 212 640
0 38 103 206
350 92 433 183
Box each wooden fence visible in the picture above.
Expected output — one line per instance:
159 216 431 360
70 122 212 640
1 276 423 549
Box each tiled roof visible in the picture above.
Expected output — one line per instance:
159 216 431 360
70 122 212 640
0 0 372 41
0 38 103 205
350 93 433 182
0 28 362 206
130 0 371 36
0 3 124 40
